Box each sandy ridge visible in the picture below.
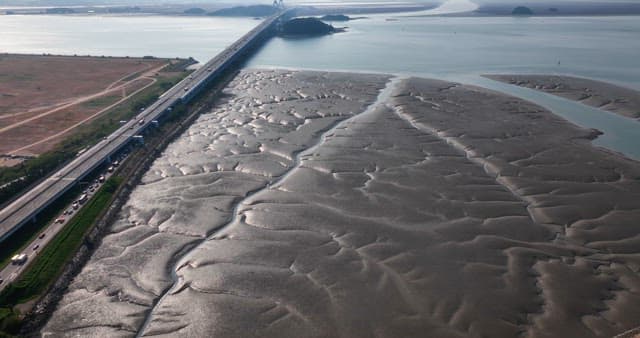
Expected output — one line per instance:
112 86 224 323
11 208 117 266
485 74 640 120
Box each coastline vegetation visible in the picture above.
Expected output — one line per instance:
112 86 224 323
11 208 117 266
0 185 82 270
279 17 344 37
0 72 187 207
0 176 122 336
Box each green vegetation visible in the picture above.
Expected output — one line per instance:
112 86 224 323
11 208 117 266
163 58 197 72
319 14 351 21
0 306 20 337
280 17 340 37
0 176 122 336
0 72 187 206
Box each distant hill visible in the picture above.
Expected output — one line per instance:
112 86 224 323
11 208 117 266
511 6 533 15
184 7 206 15
209 5 277 17
475 1 640 16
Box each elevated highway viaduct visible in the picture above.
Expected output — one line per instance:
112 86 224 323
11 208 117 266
0 9 293 244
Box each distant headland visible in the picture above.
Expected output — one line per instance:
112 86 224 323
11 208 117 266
279 17 346 37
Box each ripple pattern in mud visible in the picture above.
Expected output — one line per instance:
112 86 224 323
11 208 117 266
43 72 640 338
42 70 388 336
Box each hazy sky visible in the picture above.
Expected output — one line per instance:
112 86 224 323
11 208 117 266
2 0 640 7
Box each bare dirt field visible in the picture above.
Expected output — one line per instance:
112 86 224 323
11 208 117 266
0 54 181 165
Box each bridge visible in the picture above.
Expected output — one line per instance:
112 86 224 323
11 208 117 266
0 10 292 244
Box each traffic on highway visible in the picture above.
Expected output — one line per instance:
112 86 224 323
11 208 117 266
0 10 289 293
0 158 122 291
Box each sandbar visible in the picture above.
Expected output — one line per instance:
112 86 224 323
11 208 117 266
485 74 640 119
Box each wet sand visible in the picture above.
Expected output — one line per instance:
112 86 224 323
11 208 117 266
485 74 640 119
43 70 640 337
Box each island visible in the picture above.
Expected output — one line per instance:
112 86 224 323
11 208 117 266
512 6 534 15
279 17 345 37
319 14 351 21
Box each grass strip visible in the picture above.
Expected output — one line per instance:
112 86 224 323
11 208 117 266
0 176 122 309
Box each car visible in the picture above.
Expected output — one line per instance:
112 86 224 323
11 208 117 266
55 217 65 224
0 278 3 284
108 166 114 173
99 175 105 183
90 187 95 192
39 233 46 239
72 203 79 210
32 245 39 251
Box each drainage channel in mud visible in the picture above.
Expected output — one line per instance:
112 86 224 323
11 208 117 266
134 74 398 337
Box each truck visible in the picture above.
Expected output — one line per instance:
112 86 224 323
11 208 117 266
78 193 88 204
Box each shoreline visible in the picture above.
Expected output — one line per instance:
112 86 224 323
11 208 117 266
485 74 640 120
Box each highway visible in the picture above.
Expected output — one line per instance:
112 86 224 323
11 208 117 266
0 10 290 245
0 168 116 291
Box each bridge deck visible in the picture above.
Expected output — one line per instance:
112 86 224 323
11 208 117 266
0 11 289 243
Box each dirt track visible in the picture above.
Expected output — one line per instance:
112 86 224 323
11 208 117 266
0 54 178 163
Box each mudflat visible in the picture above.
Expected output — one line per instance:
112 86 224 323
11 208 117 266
485 74 640 119
43 70 640 338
